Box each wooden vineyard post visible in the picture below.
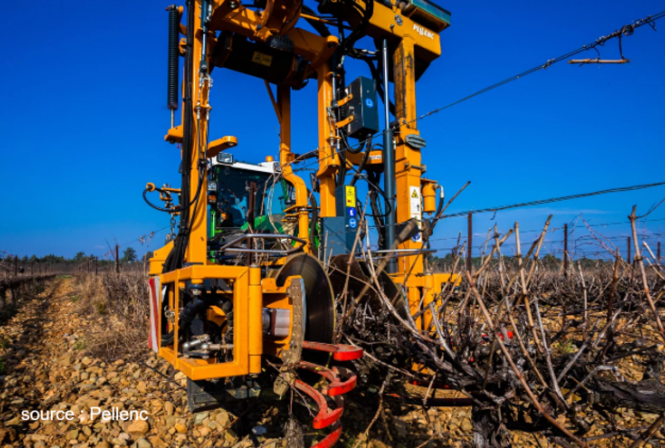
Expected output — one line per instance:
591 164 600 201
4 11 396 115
627 237 632 266
563 224 568 277
467 212 473 274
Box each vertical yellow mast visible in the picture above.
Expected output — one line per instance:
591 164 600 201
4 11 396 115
394 35 423 276
185 0 210 265
316 62 339 218
278 84 311 250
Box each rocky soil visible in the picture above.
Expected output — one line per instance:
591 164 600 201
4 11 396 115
0 279 275 448
1 278 663 448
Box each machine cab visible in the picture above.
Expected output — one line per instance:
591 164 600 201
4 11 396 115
208 154 296 253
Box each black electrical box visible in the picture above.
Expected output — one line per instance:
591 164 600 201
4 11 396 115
321 185 359 257
344 77 379 140
321 217 356 256
211 34 296 85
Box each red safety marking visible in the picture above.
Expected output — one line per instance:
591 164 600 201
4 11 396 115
294 380 344 429
311 423 343 448
147 277 160 353
302 341 364 361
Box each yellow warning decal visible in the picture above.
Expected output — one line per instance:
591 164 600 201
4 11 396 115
345 185 356 207
411 190 418 198
251 51 273 67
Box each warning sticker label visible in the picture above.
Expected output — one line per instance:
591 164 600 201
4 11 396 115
409 186 421 218
251 51 273 67
345 185 356 207
409 186 422 243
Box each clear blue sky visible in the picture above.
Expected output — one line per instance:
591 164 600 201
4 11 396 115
1 0 663 261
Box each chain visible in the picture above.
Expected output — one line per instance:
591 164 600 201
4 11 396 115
167 214 177 243
164 308 175 324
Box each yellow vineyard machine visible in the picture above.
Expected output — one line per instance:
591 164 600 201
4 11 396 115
144 0 456 444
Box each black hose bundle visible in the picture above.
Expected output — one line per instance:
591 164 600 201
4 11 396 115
163 0 196 275
349 137 373 186
160 0 197 346
167 5 180 111
308 190 319 254
340 0 373 58
162 294 233 348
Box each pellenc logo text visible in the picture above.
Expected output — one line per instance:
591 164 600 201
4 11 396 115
413 24 434 39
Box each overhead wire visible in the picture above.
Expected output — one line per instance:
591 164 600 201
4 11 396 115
284 9 665 173
136 10 665 263
100 226 170 258
426 217 665 244
439 182 665 219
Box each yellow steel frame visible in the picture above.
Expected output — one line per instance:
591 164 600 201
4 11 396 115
151 0 456 380
277 85 312 248
156 265 299 380
159 265 250 380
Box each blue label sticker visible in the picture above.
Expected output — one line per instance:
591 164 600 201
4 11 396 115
365 98 374 108
347 207 356 217
349 218 357 229
412 232 421 242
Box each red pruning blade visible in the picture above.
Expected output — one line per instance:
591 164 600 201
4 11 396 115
310 423 343 448
302 341 364 361
297 362 358 396
294 380 344 429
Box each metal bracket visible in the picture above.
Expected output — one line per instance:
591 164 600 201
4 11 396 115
405 134 426 149
218 233 307 256
281 278 306 365
274 278 306 397
404 162 427 172
335 115 355 128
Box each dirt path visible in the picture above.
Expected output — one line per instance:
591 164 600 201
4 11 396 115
0 278 276 448
0 277 511 448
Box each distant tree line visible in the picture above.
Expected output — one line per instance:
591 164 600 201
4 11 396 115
0 248 153 267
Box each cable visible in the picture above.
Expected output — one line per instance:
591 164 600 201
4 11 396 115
100 226 170 258
142 169 206 213
139 10 665 268
349 139 374 186
439 181 665 219
285 9 665 174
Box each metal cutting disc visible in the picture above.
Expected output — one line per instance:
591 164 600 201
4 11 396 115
275 254 336 344
328 255 407 318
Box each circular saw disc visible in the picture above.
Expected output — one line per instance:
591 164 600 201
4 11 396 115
328 255 407 318
276 254 335 344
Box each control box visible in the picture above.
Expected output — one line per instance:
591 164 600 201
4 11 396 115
320 185 359 256
344 77 379 140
